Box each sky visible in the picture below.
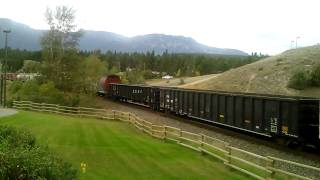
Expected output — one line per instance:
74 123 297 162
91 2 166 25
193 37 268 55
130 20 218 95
0 0 320 55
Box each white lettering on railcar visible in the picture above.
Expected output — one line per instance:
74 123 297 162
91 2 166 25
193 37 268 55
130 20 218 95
270 117 278 133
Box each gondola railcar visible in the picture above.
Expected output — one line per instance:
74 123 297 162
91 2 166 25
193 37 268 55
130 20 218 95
108 83 320 148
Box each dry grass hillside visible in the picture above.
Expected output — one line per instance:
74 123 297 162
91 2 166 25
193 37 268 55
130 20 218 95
183 45 320 97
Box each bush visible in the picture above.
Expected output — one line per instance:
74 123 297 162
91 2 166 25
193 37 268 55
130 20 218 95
288 71 310 90
0 125 77 179
310 64 320 86
126 70 145 84
8 81 72 106
38 81 65 104
143 70 159 79
179 78 185 85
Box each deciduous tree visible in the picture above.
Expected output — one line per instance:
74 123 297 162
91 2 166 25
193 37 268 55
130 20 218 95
41 6 83 91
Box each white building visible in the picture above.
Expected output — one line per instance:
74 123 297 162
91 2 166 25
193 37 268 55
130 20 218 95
162 75 173 79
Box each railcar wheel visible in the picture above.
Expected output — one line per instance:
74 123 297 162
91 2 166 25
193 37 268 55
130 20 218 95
286 139 301 149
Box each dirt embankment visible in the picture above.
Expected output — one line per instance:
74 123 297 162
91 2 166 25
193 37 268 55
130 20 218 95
181 45 320 97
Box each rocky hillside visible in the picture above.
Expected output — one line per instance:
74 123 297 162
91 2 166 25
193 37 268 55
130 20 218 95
183 45 320 97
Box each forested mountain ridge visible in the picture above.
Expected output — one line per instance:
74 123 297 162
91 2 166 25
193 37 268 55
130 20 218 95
0 18 247 55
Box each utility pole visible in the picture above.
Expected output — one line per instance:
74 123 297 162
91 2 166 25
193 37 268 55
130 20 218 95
291 41 295 49
296 36 300 48
2 30 11 107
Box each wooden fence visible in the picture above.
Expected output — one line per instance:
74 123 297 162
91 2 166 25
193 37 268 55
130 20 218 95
12 100 320 180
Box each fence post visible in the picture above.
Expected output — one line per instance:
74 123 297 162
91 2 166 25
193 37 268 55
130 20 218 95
200 134 204 154
225 143 231 164
55 104 59 114
164 126 167 140
77 107 81 118
178 128 182 143
151 123 154 136
267 157 275 179
128 113 131 122
28 102 32 110
112 110 116 120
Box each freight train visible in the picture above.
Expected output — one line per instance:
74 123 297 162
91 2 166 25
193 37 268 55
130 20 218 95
99 77 320 148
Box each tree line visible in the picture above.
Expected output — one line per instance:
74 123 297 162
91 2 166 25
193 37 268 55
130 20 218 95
0 48 265 78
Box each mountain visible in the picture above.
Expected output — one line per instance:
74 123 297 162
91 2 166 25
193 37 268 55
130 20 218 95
0 18 43 50
182 45 320 97
0 18 247 55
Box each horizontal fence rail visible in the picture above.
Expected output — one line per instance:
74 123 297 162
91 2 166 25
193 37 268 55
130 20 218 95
12 100 320 180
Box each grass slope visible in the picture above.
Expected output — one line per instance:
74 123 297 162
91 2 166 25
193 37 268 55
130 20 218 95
183 45 320 97
0 111 250 180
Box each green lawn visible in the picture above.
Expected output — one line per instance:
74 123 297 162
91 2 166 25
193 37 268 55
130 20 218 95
0 111 251 180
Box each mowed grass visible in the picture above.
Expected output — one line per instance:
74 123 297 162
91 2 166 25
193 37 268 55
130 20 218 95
0 111 251 180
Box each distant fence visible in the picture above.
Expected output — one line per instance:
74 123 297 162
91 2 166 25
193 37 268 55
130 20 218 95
12 100 320 180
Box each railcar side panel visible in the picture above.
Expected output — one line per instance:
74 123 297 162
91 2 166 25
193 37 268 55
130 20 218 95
188 92 193 116
179 91 184 114
226 96 235 126
174 90 178 113
183 91 188 114
199 93 205 119
264 100 280 136
218 95 226 123
253 99 263 133
235 97 243 128
194 92 199 117
211 95 218 123
243 97 253 130
205 93 211 120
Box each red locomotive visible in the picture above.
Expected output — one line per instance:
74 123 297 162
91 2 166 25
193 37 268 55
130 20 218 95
97 75 121 96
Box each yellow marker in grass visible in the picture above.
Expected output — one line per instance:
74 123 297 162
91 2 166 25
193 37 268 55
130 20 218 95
80 162 87 173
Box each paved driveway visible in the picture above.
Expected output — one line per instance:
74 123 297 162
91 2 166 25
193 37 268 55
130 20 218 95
0 108 17 118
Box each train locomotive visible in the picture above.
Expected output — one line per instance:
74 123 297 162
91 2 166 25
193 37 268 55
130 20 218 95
101 80 320 149
97 75 121 96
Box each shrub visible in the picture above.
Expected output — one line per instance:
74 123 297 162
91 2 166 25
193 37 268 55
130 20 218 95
179 78 185 85
288 71 310 90
0 126 35 148
143 70 159 79
8 81 74 106
126 70 145 84
8 81 23 94
17 80 40 101
38 81 65 104
0 125 77 180
310 64 320 86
